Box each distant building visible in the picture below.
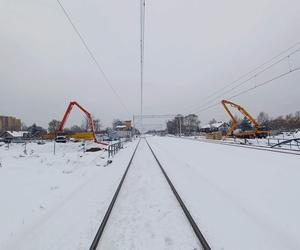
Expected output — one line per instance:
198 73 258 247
115 124 132 138
200 121 229 134
115 125 127 130
0 131 28 142
0 116 21 132
123 120 132 130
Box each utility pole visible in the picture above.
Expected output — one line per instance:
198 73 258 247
140 0 145 135
53 139 56 155
179 118 182 137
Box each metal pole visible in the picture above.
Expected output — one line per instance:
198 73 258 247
140 0 145 135
53 139 56 155
179 118 182 137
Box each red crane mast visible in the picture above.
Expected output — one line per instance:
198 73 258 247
58 101 107 145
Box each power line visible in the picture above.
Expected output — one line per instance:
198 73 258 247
140 0 146 133
56 0 130 114
190 47 300 113
194 65 300 114
185 41 300 113
227 66 300 100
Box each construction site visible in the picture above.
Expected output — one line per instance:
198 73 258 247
1 1 300 250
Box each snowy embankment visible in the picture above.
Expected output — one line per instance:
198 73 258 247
147 136 300 250
0 140 138 250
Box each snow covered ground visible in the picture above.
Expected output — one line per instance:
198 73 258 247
1 136 300 250
147 136 300 250
0 140 138 250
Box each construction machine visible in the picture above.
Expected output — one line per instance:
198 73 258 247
58 101 108 145
221 100 270 138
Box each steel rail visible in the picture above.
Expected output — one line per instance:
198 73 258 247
172 136 300 156
199 138 300 156
90 139 141 250
145 138 211 250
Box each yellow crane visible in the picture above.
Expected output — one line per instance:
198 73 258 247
221 100 270 138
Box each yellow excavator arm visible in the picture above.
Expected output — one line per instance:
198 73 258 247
221 100 263 137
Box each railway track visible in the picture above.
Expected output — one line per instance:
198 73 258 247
176 136 300 156
145 138 211 250
203 139 300 156
89 138 141 250
90 137 211 250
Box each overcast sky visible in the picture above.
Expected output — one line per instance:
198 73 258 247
1 0 300 129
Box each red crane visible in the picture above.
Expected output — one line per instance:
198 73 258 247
58 101 107 145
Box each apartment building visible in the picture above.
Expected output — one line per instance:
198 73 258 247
0 116 21 132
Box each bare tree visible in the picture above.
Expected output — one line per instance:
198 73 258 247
21 122 28 131
112 119 123 130
209 118 217 125
48 119 60 133
89 115 101 132
257 112 269 124
70 125 82 132
185 114 200 134
81 119 89 131
166 114 200 135
93 119 102 133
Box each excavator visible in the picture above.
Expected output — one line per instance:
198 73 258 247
221 99 270 138
58 101 108 145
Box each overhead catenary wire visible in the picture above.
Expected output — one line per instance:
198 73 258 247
56 0 130 115
184 41 300 113
227 66 300 100
193 65 300 114
189 47 300 114
204 41 300 99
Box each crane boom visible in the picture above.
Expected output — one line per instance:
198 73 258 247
221 100 269 138
58 101 107 145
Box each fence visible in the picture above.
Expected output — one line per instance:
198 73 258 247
231 137 300 150
108 141 123 158
269 138 300 149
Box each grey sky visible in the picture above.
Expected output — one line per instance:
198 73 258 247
1 0 300 129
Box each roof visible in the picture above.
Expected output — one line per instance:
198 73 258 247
211 121 227 128
116 125 126 129
201 121 227 129
201 124 211 129
5 131 28 137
